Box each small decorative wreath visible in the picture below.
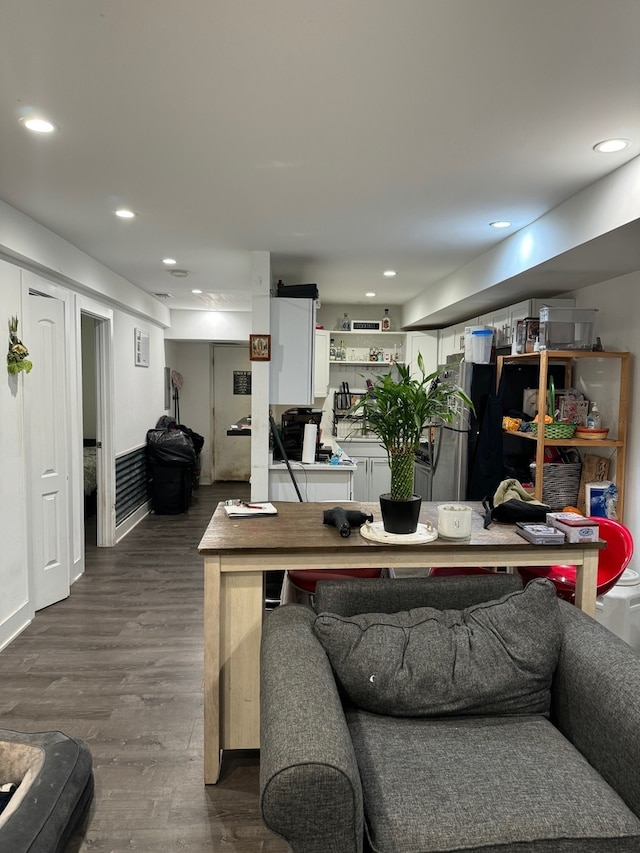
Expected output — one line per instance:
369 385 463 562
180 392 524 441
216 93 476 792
7 316 32 375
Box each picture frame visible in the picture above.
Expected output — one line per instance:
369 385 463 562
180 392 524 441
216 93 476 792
249 334 271 361
134 328 150 367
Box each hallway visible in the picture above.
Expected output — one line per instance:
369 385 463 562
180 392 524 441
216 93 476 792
0 484 288 852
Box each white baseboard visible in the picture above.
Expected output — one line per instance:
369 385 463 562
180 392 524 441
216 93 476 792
115 501 150 543
0 602 33 651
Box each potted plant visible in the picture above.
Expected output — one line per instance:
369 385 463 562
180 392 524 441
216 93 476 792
351 354 473 534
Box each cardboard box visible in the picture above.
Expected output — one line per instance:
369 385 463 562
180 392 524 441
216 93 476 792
546 512 599 543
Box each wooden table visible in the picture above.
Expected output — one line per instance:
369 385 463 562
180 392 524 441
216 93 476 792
198 500 602 783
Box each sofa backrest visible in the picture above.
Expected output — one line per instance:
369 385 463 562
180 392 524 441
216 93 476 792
314 573 523 616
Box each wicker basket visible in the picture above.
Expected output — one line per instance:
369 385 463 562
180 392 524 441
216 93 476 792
530 421 576 439
530 462 582 510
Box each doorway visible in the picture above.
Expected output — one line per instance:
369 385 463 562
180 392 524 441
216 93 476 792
78 300 115 549
80 315 98 545
212 345 251 481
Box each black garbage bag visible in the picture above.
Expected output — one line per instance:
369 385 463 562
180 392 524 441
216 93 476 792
146 428 196 464
155 415 178 430
177 424 204 454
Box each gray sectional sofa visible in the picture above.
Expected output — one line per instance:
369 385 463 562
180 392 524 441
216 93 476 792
260 574 640 852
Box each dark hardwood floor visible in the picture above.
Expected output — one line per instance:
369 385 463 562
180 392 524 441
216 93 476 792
0 484 289 852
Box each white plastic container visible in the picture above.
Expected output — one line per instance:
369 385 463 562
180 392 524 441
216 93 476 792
464 325 491 361
470 329 493 363
595 568 640 650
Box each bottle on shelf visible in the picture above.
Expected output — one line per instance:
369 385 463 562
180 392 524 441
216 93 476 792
586 402 602 430
339 339 347 360
329 338 336 360
341 313 351 331
381 308 392 331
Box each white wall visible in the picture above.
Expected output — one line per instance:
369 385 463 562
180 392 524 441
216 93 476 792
0 260 32 646
112 312 167 454
568 272 640 562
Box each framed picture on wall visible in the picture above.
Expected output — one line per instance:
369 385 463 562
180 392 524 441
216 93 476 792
134 328 150 367
249 334 271 361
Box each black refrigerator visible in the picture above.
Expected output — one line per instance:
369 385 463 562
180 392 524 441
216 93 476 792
428 359 566 502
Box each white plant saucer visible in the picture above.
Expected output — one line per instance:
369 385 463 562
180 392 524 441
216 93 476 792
359 521 438 545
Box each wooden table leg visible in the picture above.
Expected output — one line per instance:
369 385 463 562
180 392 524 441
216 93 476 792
204 555 221 784
220 570 263 750
574 550 598 617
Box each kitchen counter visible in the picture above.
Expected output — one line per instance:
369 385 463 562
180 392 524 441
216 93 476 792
268 460 355 501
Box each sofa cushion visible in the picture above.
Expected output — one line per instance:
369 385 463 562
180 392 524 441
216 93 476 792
346 710 640 853
314 577 561 717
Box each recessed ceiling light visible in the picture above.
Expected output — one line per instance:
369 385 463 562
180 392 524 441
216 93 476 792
162 258 177 265
114 208 136 219
365 292 376 298
21 117 57 133
383 270 396 277
593 138 630 153
191 289 202 294
490 220 511 229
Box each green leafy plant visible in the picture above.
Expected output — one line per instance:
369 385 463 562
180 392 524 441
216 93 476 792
7 316 32 375
351 353 473 501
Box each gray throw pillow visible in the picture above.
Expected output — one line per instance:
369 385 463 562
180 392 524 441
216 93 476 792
314 578 561 717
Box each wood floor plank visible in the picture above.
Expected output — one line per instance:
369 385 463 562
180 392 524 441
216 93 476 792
0 483 288 852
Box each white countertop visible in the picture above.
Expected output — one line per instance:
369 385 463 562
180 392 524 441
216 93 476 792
269 460 356 471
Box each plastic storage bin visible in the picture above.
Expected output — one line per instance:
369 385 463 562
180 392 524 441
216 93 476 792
595 568 640 650
464 325 490 361
470 328 493 363
538 307 597 350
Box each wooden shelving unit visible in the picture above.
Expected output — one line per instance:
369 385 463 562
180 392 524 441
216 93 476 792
496 350 630 519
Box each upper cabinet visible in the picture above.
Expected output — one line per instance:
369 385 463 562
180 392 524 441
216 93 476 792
269 297 316 405
437 322 470 365
405 330 438 376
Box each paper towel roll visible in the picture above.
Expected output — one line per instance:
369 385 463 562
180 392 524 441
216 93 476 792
302 423 317 464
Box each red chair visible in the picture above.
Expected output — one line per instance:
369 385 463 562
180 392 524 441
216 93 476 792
518 517 634 603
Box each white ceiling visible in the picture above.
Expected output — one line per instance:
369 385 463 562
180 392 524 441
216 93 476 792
2 0 640 323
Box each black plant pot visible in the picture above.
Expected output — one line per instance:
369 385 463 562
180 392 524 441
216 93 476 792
379 494 422 535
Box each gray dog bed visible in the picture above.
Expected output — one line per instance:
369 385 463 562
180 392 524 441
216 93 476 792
0 729 93 852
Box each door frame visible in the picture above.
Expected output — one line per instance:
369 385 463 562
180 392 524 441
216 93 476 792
77 296 115 548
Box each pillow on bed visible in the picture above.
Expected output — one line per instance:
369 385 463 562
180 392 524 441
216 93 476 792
314 578 561 717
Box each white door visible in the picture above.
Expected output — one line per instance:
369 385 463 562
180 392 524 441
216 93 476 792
28 293 70 609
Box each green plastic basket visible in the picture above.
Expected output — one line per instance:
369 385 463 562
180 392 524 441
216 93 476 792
530 421 576 439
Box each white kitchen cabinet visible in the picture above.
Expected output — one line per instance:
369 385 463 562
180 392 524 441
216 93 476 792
314 329 330 398
343 440 391 501
269 462 354 502
405 330 438 376
477 307 511 348
270 297 316 405
437 322 467 365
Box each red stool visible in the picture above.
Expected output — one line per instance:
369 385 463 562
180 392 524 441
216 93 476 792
518 517 634 603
